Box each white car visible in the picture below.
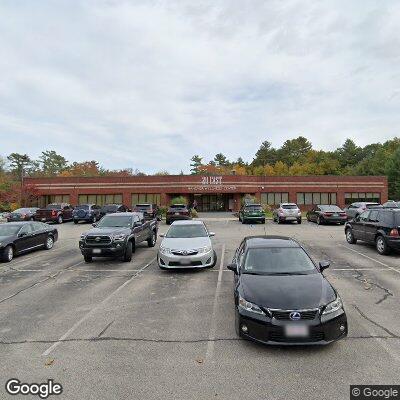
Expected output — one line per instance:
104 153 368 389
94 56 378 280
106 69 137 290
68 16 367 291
158 220 217 269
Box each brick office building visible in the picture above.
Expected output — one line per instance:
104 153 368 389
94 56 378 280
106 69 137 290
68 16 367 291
25 175 388 212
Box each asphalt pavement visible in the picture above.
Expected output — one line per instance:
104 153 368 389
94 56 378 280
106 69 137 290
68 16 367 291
0 217 399 400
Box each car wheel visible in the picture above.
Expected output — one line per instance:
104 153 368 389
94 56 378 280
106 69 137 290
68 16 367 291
261 219 265 224
297 218 302 224
345 229 357 244
147 231 156 247
376 236 390 255
209 250 217 268
84 255 92 263
92 215 97 223
241 218 246 224
306 215 310 222
317 216 323 225
123 241 133 262
74 219 78 224
44 236 54 250
277 217 280 224
1 245 14 262
166 220 171 225
57 215 63 224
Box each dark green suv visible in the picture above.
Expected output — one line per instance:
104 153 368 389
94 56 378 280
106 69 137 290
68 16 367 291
239 204 265 224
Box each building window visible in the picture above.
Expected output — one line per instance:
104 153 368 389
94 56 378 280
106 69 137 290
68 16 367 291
78 194 123 206
38 195 70 207
261 192 289 206
297 192 337 205
344 192 380 204
131 193 161 206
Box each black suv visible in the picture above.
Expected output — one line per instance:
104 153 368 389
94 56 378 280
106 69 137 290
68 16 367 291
73 204 101 224
79 212 158 262
345 208 400 255
134 203 160 220
99 204 129 218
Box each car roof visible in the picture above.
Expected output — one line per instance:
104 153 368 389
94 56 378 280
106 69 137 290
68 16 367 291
3 221 33 226
171 220 204 225
244 235 300 248
101 212 138 217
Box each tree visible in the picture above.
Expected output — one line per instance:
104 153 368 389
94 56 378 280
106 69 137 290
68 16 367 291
213 153 229 167
60 161 102 177
385 146 400 199
154 170 170 176
190 155 203 175
39 150 68 175
252 141 279 166
279 136 312 166
335 139 362 168
7 153 32 179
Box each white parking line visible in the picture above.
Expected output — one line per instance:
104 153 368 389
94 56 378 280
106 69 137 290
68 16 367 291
340 245 400 274
42 257 156 356
205 244 225 362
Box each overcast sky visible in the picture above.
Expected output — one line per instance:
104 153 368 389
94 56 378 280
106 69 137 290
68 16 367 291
0 1 399 173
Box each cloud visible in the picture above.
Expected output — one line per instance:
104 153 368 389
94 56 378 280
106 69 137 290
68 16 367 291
0 0 399 173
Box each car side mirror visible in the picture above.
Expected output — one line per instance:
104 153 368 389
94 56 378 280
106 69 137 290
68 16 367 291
319 261 330 272
92 223 97 227
209 232 215 237
159 233 165 238
227 263 238 274
18 232 27 237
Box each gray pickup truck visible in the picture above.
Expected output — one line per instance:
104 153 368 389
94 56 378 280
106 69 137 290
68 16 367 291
79 212 158 262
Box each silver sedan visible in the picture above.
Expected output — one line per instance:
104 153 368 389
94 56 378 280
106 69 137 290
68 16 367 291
157 220 217 269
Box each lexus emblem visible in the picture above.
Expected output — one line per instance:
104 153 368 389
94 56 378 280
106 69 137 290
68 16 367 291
289 311 301 321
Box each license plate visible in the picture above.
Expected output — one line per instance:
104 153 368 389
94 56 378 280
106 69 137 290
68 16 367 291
284 325 309 337
286 217 295 220
92 249 102 254
175 212 179 215
41 218 46 221
333 213 338 217
180 258 191 265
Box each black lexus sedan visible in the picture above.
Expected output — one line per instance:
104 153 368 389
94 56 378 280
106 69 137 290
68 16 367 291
0 221 58 262
227 236 347 345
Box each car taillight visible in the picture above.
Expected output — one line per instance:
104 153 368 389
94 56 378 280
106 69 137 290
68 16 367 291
340 213 346 217
389 229 399 237
52 210 57 216
324 212 333 216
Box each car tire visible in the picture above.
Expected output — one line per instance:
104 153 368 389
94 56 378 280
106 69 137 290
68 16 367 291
1 245 14 262
209 250 218 268
376 236 390 255
306 215 310 222
84 255 92 263
297 218 302 224
92 215 97 224
44 236 54 250
241 218 246 224
74 219 78 224
345 229 357 244
317 216 323 225
123 241 133 262
166 220 171 225
261 219 266 224
147 231 156 247
57 215 63 224
277 217 280 224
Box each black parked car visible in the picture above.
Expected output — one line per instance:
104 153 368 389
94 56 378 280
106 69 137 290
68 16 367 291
79 212 158 263
7 207 39 222
306 205 347 225
134 203 160 220
166 204 191 225
99 204 130 218
345 208 400 255
227 236 347 345
0 221 58 262
73 204 102 224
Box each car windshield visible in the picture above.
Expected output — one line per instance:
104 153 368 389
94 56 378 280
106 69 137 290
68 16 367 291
366 203 382 208
46 204 61 210
166 224 208 238
243 247 317 275
0 225 21 236
96 216 132 228
245 205 263 211
135 204 151 209
169 204 186 209
281 204 298 209
319 205 342 212
101 205 117 211
12 208 32 213
75 205 89 210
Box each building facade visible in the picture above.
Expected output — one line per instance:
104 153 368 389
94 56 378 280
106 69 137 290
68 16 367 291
25 175 388 212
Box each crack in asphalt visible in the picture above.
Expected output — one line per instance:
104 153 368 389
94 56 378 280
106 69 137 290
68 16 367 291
352 270 394 305
97 320 115 338
353 305 398 338
0 335 399 347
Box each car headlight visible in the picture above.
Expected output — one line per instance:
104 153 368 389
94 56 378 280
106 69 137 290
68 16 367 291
80 234 86 240
160 246 171 254
322 296 343 315
238 295 265 315
197 245 212 254
113 233 127 241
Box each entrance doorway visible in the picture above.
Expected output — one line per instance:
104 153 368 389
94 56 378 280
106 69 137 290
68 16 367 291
192 194 233 212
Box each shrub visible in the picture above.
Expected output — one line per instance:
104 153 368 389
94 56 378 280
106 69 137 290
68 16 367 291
170 196 187 205
190 208 198 218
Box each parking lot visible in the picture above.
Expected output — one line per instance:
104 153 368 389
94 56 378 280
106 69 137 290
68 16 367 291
0 216 399 400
